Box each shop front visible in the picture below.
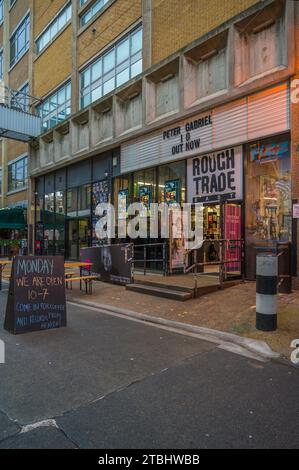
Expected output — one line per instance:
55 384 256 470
35 149 118 259
118 83 291 278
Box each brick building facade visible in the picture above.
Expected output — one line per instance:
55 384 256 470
1 0 299 285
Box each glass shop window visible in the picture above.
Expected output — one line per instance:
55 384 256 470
55 191 65 214
245 140 291 244
66 187 78 217
133 168 156 206
158 161 186 205
78 184 91 217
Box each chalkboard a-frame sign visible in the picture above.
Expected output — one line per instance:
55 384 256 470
4 256 67 335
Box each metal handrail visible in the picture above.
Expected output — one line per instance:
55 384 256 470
185 239 245 284
133 242 168 276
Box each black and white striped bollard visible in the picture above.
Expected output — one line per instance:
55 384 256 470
256 253 277 331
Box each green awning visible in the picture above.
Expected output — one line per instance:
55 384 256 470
0 208 26 229
42 210 65 230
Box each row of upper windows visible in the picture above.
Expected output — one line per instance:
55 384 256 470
0 0 110 58
37 25 143 131
0 1 18 26
10 14 30 67
36 0 111 55
0 156 28 194
8 155 28 193
36 2 72 54
0 3 27 68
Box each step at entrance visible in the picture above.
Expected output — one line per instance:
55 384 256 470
126 283 193 301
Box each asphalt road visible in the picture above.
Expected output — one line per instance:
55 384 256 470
0 290 298 449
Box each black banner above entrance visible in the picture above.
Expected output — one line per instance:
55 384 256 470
187 146 243 204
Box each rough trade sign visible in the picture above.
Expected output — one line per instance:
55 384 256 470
187 146 243 203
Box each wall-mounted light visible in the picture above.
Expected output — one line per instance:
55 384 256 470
104 170 109 178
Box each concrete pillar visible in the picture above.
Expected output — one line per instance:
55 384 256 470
142 0 152 70
71 0 79 115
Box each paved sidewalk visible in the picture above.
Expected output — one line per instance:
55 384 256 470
67 280 299 359
0 291 299 448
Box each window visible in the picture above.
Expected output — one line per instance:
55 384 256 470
11 82 30 112
80 0 89 6
80 0 109 27
0 49 3 80
0 1 3 25
78 184 91 216
37 81 71 131
10 14 30 67
158 161 186 204
80 25 142 109
245 140 291 244
36 3 72 54
67 187 77 217
8 156 28 192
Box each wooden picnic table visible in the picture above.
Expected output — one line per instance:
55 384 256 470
64 261 93 276
0 260 94 291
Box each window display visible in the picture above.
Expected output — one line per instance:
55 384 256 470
246 139 291 244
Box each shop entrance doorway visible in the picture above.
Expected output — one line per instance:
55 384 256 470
203 202 242 277
67 218 91 260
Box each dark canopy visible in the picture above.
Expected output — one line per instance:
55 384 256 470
0 208 26 229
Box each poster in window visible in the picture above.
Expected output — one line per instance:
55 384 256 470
118 189 128 220
139 186 152 208
165 180 180 205
139 185 152 217
169 210 186 270
250 141 289 163
92 180 110 246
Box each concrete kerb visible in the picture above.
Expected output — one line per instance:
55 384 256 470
69 299 280 361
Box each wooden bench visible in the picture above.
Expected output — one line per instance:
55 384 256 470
65 275 98 294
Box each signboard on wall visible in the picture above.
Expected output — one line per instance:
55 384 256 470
187 146 243 203
4 256 66 335
80 244 133 285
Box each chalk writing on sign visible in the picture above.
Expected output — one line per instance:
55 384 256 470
4 256 67 335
